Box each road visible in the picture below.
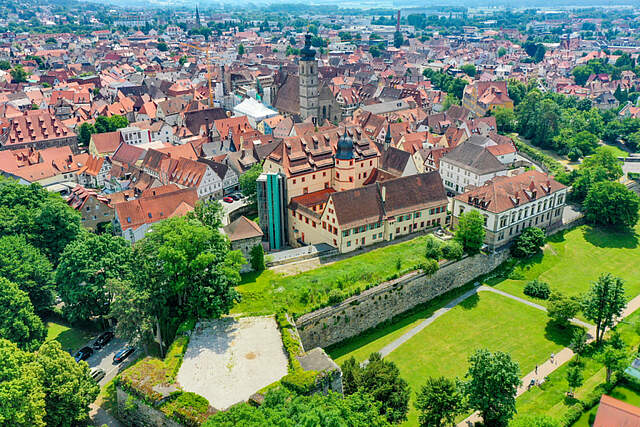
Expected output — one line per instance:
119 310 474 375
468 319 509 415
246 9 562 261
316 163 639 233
85 336 137 387
221 197 247 226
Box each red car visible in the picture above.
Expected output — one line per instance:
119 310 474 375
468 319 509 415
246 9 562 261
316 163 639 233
223 196 234 203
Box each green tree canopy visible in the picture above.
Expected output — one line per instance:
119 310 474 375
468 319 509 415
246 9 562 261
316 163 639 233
0 339 45 426
239 162 263 203
460 63 476 77
35 340 99 426
77 122 96 147
130 217 242 352
582 273 627 342
56 233 133 322
0 179 82 263
10 65 28 83
341 353 411 423
0 278 46 352
584 181 640 228
464 349 521 426
415 376 463 427
204 388 389 427
511 227 546 258
0 234 54 313
455 210 486 255
547 291 580 329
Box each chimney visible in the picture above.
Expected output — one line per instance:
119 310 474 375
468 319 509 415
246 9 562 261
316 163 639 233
381 185 386 203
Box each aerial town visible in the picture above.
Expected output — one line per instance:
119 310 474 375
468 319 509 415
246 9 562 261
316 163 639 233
2 1 640 426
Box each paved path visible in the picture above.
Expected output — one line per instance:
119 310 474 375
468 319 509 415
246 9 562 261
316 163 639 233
457 292 640 426
377 287 481 358
89 403 124 427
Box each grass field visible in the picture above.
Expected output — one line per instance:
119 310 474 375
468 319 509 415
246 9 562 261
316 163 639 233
492 224 640 309
46 320 96 353
233 234 431 316
331 291 574 426
512 308 640 425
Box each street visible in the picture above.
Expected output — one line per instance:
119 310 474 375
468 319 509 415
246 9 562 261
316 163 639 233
84 336 136 387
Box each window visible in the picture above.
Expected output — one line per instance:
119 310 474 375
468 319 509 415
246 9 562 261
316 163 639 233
323 172 327 177
349 177 353 182
302 177 305 182
379 233 383 238
347 241 351 247
430 208 434 215
312 174 315 179
414 212 421 218
293 179 296 184
396 227 400 233
343 230 350 237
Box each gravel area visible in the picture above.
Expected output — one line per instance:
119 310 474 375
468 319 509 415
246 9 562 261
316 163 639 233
177 316 288 410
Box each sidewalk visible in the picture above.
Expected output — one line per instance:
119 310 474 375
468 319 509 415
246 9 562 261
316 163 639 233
457 292 640 426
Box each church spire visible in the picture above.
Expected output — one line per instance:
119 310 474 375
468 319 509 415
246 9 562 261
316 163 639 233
195 5 201 27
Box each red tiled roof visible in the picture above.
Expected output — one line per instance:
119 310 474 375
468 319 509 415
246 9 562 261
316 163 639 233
594 394 640 427
115 187 197 230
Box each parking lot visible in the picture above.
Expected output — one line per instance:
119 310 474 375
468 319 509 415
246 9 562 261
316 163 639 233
221 195 248 225
82 335 137 387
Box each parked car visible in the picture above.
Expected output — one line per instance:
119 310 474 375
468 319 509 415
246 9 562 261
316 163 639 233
93 331 114 349
222 196 234 203
231 193 242 201
113 347 135 364
74 346 93 362
90 368 106 382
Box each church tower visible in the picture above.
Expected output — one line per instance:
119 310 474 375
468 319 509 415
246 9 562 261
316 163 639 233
195 5 201 28
299 34 319 123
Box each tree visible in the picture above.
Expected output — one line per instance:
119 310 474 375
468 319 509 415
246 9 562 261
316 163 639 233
10 65 28 83
547 292 580 328
77 122 95 147
597 344 629 383
35 340 99 426
0 60 10 70
341 353 411 423
238 43 245 56
569 328 589 359
131 217 242 353
0 235 54 313
497 47 507 57
460 63 476 77
188 199 223 230
511 227 546 258
415 376 463 427
239 162 263 203
56 233 133 322
157 41 168 51
0 179 82 263
464 349 521 427
572 65 593 86
250 244 265 271
0 339 46 427
584 181 640 228
0 278 46 352
108 279 155 353
204 388 389 427
566 365 583 393
582 273 627 342
570 131 599 156
441 93 459 111
455 211 485 255
492 106 516 134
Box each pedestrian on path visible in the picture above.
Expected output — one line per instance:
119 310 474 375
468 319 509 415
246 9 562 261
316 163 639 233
535 365 538 375
550 353 555 365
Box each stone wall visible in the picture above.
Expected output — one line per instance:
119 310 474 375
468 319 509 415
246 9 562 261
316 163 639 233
296 250 510 350
116 386 182 427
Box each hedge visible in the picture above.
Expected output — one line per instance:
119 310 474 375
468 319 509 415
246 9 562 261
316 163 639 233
276 311 318 394
161 391 214 427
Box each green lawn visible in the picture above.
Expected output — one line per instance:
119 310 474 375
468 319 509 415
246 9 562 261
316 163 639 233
233 235 432 316
511 308 640 425
46 320 96 353
328 283 477 365
492 224 640 309
349 291 575 427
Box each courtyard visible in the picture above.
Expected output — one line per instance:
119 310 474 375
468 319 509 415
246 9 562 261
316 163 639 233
176 316 289 410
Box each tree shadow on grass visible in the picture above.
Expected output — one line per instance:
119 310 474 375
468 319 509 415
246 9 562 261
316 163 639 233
459 293 480 311
582 225 639 249
548 229 568 244
544 322 580 347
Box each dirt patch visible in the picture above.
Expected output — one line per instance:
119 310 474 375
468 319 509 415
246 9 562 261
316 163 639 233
245 352 256 360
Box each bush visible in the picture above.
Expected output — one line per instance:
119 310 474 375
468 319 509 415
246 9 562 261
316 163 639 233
165 336 190 382
421 259 440 276
524 279 551 299
327 289 344 305
441 241 463 260
425 235 442 259
162 392 212 427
